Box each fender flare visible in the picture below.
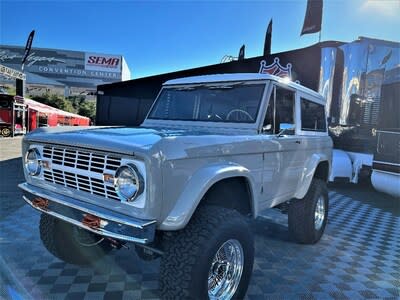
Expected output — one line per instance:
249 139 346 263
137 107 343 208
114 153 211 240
159 163 257 230
294 153 330 199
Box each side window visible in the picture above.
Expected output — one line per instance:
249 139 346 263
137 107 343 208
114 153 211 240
275 86 295 134
262 93 275 134
301 98 326 132
262 86 295 134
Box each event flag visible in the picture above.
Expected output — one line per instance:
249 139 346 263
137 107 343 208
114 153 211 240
238 45 245 60
21 30 35 69
263 19 272 56
301 0 323 35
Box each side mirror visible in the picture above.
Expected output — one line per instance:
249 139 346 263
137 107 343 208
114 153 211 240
277 123 295 137
262 124 272 132
280 123 295 131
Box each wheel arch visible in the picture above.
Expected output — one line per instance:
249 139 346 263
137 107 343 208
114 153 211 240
314 160 330 182
159 164 257 230
294 154 331 199
200 176 254 217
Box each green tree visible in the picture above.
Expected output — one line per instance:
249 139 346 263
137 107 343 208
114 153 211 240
30 94 75 113
66 96 86 111
78 101 96 121
29 93 96 122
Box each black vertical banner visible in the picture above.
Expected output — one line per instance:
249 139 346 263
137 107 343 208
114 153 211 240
301 0 323 35
238 45 245 60
263 19 272 56
21 30 35 69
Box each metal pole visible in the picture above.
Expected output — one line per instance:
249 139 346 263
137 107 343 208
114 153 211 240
12 103 15 137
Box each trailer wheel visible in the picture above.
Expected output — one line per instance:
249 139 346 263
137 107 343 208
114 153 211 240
1 127 11 137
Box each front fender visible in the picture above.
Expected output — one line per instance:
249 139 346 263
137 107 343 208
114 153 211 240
294 153 330 199
159 163 257 230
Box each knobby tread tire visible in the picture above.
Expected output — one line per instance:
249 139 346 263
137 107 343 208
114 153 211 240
39 213 62 260
39 213 112 265
160 205 254 300
288 179 328 244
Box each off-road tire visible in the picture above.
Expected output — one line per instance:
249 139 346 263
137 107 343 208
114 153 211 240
39 213 112 265
288 179 329 244
160 205 254 300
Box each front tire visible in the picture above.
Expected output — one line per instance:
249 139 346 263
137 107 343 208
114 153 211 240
288 179 329 244
160 205 254 299
39 214 113 265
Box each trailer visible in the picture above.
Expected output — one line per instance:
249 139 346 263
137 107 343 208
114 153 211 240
0 94 28 137
0 94 90 137
24 98 90 129
371 74 400 197
96 37 399 196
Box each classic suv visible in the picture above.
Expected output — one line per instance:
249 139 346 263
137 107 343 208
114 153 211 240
20 74 332 299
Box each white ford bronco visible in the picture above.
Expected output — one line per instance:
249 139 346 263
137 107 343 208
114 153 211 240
20 73 332 299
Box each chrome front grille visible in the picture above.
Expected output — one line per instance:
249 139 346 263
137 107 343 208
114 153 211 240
42 145 121 201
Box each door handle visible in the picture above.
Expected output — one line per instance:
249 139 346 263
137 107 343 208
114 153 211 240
295 140 301 144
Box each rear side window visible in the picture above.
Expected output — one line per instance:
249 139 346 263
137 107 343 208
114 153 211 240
301 98 326 132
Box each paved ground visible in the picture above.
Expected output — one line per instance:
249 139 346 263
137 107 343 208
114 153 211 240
0 137 25 220
0 138 399 300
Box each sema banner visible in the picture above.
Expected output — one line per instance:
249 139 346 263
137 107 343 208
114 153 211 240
85 53 121 72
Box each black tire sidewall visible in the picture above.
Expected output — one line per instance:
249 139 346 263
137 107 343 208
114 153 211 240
41 215 112 265
160 206 255 299
189 217 254 299
56 219 112 264
288 179 329 244
308 183 329 242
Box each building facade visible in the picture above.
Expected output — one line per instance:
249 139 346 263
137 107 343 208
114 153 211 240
0 45 131 98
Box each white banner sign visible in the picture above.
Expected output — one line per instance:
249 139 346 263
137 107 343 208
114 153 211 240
85 53 121 73
0 64 26 80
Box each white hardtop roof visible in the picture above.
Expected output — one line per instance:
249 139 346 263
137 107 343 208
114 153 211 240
164 73 322 99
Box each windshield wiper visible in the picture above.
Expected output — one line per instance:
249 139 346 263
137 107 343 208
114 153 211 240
174 87 196 91
173 84 206 91
207 82 244 89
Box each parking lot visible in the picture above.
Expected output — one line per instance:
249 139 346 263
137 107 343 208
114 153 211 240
0 137 399 300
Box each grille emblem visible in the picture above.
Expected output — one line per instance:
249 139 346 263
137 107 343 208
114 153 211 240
41 160 51 170
103 173 114 183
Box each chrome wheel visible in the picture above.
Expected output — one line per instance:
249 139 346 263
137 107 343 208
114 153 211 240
1 127 11 137
314 196 325 231
208 239 244 299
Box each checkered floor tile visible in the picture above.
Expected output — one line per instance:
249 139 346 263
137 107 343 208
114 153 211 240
0 191 399 299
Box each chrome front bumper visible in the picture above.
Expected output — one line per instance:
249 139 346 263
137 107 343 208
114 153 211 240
18 182 156 244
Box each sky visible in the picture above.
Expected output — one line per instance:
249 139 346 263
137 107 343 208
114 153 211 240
1 0 399 79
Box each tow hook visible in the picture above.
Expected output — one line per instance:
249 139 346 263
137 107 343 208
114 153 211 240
32 197 49 211
82 214 101 229
81 215 129 249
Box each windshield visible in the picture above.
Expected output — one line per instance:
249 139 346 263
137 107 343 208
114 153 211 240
148 83 265 123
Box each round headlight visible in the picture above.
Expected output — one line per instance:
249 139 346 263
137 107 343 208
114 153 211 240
26 148 41 176
114 164 143 201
